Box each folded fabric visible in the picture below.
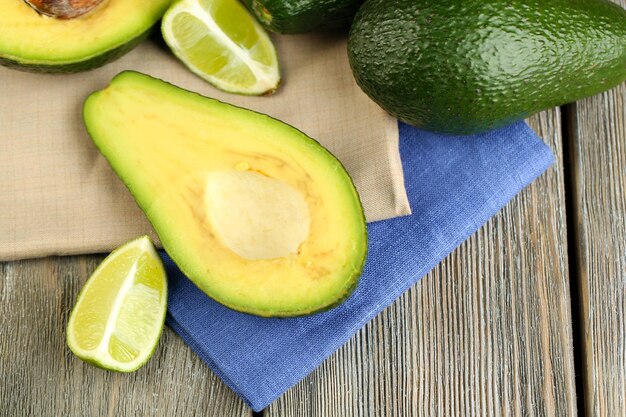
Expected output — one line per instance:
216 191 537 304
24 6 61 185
0 34 409 261
164 121 554 411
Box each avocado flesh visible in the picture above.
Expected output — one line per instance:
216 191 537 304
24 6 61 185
83 71 368 317
0 0 171 72
349 0 626 135
242 0 364 33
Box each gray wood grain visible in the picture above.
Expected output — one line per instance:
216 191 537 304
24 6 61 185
267 110 577 416
568 34 626 416
0 256 251 417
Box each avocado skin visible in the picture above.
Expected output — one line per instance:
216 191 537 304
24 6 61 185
0 28 151 73
349 0 626 135
242 0 364 33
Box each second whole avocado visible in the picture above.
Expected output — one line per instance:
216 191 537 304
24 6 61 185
349 0 626 135
242 0 364 33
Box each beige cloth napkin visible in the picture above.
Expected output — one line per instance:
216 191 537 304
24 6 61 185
0 33 410 261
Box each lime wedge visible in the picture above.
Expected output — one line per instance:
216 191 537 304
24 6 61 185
161 0 280 95
66 236 167 372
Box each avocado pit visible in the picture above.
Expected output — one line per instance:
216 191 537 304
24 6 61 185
24 0 104 19
204 170 310 261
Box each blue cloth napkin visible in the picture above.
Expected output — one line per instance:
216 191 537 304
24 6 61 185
164 121 554 411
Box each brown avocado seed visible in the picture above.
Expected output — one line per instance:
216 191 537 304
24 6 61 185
24 0 104 19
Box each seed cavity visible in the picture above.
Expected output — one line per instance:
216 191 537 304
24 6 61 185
24 0 104 19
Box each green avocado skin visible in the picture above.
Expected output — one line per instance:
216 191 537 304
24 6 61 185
242 0 364 33
0 28 151 74
348 0 626 135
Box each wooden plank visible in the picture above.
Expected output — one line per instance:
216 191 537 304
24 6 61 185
267 110 577 416
568 6 626 412
0 256 251 417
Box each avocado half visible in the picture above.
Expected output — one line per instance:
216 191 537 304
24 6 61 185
0 0 171 72
83 71 368 317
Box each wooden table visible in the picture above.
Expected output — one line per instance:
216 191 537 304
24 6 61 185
1 7 625 417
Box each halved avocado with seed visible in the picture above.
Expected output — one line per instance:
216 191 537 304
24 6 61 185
0 0 171 72
83 71 368 317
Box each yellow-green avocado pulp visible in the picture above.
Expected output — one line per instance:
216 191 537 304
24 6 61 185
83 71 368 317
0 0 171 72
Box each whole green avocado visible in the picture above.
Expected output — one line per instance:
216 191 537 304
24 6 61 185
242 0 364 33
348 0 626 135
